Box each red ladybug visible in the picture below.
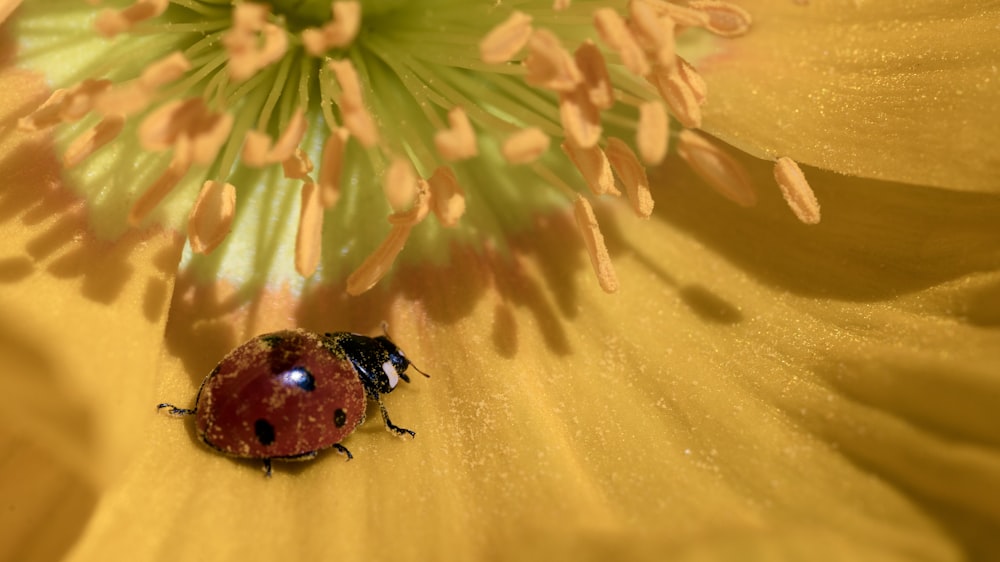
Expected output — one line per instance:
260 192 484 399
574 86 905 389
158 328 427 476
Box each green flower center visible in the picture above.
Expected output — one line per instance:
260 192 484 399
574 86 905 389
12 0 816 295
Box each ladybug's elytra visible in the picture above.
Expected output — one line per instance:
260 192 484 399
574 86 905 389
158 328 427 477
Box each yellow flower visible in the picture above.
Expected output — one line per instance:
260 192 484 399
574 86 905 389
1 1 999 561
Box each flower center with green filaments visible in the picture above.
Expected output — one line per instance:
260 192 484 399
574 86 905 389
15 0 808 295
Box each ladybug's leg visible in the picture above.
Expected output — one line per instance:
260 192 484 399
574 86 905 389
377 399 415 438
365 388 415 437
333 444 353 460
157 403 196 416
262 458 273 478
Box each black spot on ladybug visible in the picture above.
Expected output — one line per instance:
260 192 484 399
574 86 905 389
254 418 276 446
333 408 347 428
279 366 316 392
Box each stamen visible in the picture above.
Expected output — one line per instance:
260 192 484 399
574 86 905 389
346 224 413 296
553 0 571 10
559 88 602 149
674 56 707 105
628 1 676 68
17 89 69 131
93 52 191 117
224 3 287 82
593 8 650 77
647 63 702 129
129 136 194 226
64 116 125 168
561 141 618 197
502 127 550 164
242 131 273 167
638 0 710 28
269 108 307 162
347 181 431 295
140 52 192 90
94 0 168 38
606 138 654 218
302 1 361 56
387 178 431 227
574 41 614 110
19 80 111 131
328 59 379 147
282 148 314 180
241 108 307 166
94 87 152 118
479 11 533 64
188 180 237 254
189 112 233 165
319 128 349 208
427 166 466 228
573 196 619 294
523 29 583 93
773 157 821 224
328 1 363 47
384 158 418 213
138 97 231 161
677 130 756 207
688 1 752 37
636 100 668 165
296 181 324 276
434 107 478 161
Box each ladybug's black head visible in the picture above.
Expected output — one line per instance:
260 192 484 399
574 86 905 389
374 335 411 388
334 332 428 396
372 335 430 392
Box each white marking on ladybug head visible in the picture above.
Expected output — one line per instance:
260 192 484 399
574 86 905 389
382 360 400 389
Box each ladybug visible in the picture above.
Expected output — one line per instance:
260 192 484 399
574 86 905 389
158 327 428 477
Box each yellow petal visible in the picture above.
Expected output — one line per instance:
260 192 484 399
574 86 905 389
57 155 1000 559
0 66 183 560
0 65 184 483
699 0 1000 192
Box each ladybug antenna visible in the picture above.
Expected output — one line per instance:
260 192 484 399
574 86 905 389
380 321 429 377
408 361 431 378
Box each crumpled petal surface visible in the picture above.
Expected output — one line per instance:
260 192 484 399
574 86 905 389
700 0 1000 193
16 153 993 561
